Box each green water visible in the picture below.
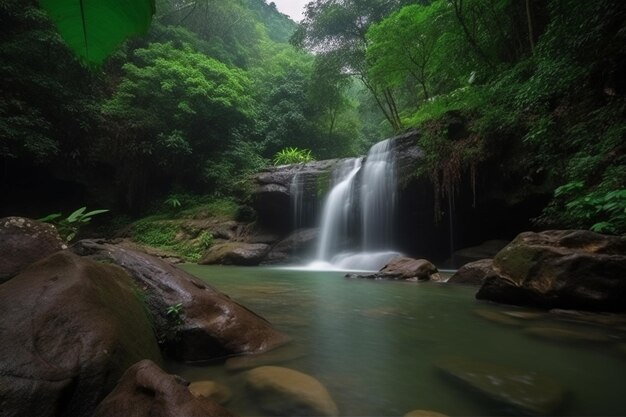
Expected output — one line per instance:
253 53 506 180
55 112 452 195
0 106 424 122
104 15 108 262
168 265 626 417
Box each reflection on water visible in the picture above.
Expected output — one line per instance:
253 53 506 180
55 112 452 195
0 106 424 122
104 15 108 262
167 265 626 417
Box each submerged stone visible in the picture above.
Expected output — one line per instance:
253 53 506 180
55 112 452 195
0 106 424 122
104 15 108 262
501 311 546 320
523 326 610 344
549 309 626 328
226 344 307 372
448 259 495 286
245 366 339 417
474 309 523 327
437 357 565 415
188 381 232 404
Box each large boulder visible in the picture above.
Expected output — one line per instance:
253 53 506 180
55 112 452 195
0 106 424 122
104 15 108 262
199 242 270 266
0 252 162 417
263 228 319 264
72 240 289 361
93 360 236 417
476 230 626 312
245 366 339 417
447 259 495 285
252 159 340 232
346 257 440 282
0 216 66 283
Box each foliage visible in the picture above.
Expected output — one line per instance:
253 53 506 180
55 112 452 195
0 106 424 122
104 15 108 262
165 302 184 326
40 207 109 242
39 0 155 65
273 147 315 166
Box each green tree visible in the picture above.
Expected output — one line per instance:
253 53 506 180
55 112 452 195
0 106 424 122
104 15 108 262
101 41 255 210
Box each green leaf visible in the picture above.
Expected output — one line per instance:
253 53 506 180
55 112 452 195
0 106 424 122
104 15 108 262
38 213 62 223
39 0 156 65
83 209 110 217
66 206 86 222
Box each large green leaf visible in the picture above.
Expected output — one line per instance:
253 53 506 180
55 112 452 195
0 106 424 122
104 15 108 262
39 0 155 65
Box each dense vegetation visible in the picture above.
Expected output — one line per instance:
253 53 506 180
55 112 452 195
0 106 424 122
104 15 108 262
1 0 624 234
295 0 626 233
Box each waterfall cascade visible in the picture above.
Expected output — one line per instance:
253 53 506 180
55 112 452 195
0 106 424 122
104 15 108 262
307 138 402 271
290 171 305 230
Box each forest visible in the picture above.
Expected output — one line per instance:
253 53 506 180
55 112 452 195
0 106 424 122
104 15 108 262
2 2 626 417
2 0 624 235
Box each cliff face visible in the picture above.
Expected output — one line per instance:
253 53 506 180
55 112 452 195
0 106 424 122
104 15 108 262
251 130 551 265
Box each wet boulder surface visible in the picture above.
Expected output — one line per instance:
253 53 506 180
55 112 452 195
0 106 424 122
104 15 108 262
448 259 495 286
346 257 440 282
0 216 66 283
93 360 236 417
476 230 626 312
0 251 162 417
199 242 270 266
72 239 289 361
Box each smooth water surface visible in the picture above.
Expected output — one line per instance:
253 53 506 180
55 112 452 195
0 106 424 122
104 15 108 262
170 265 626 417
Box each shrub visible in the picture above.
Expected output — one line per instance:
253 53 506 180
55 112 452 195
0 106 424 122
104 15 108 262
273 147 314 165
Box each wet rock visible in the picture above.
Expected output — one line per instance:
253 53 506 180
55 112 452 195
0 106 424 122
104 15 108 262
347 257 439 282
448 259 495 286
549 309 626 328
199 242 270 266
473 309 523 326
263 228 319 264
245 366 339 416
93 360 236 417
452 240 509 266
0 252 161 417
72 240 289 361
437 357 565 415
0 216 66 283
188 381 232 404
252 159 339 232
476 230 626 312
501 311 546 320
523 326 610 344
226 345 307 372
404 410 449 417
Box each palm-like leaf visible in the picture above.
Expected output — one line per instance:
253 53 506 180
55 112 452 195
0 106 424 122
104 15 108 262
39 0 156 65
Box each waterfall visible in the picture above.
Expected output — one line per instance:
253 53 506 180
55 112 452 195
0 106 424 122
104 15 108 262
306 138 401 271
316 158 362 261
290 171 304 230
361 139 396 250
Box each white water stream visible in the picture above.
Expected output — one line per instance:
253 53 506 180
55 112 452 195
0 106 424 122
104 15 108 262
307 139 401 271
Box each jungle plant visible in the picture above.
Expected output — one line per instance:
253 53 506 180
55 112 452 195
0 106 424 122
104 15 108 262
166 302 184 326
273 147 314 165
39 207 109 242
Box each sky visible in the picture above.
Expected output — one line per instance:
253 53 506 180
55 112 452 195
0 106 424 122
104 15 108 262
269 0 309 22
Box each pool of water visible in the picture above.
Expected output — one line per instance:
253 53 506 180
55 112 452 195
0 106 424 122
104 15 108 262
167 265 626 416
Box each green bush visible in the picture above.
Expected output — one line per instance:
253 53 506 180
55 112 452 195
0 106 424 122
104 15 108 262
273 147 314 165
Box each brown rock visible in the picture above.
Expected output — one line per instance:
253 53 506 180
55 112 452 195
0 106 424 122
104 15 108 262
188 381 232 404
476 230 626 312
0 216 66 283
448 259 494 285
346 257 439 282
93 360 236 417
0 252 162 417
263 228 319 264
72 240 289 361
199 242 270 266
245 366 339 417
